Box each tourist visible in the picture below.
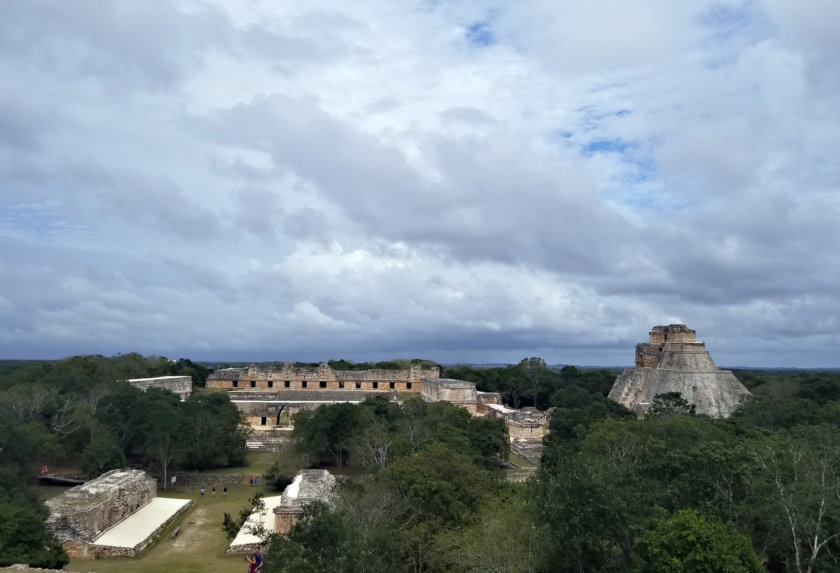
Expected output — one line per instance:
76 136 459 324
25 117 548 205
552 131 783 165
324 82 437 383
223 486 227 496
249 475 254 486
212 486 216 496
246 546 264 573
254 476 258 486
200 487 205 497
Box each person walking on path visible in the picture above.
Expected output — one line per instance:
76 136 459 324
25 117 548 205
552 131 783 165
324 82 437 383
200 487 205 497
212 486 216 496
223 486 227 496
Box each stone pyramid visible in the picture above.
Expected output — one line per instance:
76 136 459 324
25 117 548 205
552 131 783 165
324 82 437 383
608 324 750 417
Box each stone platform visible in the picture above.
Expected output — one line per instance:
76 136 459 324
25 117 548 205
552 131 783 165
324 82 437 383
89 497 192 557
228 495 284 554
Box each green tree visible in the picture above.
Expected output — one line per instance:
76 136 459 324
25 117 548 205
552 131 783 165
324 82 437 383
81 430 126 477
632 509 762 573
0 503 69 569
293 403 371 467
648 392 696 417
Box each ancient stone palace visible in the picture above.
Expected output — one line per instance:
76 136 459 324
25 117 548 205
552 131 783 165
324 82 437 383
608 324 750 417
207 362 439 392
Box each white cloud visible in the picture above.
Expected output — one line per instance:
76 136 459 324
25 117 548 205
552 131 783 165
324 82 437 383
0 0 838 366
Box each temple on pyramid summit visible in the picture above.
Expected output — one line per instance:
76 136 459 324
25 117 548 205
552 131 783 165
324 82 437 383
608 324 750 417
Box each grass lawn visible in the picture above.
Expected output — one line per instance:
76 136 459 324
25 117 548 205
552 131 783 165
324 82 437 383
69 482 274 573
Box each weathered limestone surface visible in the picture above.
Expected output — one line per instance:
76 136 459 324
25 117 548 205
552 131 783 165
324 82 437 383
88 497 192 558
608 324 750 417
127 375 192 400
45 469 156 557
273 470 336 535
227 469 336 554
421 378 478 413
476 391 502 414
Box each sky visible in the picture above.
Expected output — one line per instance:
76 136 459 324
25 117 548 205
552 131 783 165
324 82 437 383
1 0 839 368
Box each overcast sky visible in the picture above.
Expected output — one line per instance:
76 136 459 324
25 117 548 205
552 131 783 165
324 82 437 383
1 1 839 367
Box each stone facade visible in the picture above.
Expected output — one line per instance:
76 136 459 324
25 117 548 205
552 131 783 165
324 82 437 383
127 375 192 400
420 378 478 413
486 404 552 463
229 389 394 428
273 470 336 534
608 324 751 417
476 391 502 414
207 363 438 391
45 469 156 558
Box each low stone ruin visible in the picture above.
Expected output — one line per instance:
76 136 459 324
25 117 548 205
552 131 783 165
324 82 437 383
420 378 479 413
45 469 155 556
486 404 552 464
608 324 751 417
227 469 336 555
127 375 192 400
273 469 336 534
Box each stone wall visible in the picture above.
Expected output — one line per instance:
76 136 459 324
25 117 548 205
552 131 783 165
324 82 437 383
272 470 336 534
476 391 502 415
127 376 192 400
207 363 438 391
45 470 156 556
420 378 477 412
155 473 264 486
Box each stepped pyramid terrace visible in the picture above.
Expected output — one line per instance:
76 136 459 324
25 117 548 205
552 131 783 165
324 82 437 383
608 324 750 417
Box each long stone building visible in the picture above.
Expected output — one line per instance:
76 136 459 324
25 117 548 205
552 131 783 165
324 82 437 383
208 362 507 430
608 324 750 417
207 362 438 392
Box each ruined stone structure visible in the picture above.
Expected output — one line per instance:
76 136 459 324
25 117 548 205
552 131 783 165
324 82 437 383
227 469 336 554
273 470 336 534
608 324 751 417
207 363 438 391
421 378 479 414
486 404 552 463
230 389 398 427
46 469 192 558
214 362 501 433
45 470 156 557
127 375 192 400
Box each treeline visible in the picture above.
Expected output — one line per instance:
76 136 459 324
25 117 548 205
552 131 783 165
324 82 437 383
444 358 618 409
264 397 512 573
0 354 247 568
523 368 840 572
264 368 840 572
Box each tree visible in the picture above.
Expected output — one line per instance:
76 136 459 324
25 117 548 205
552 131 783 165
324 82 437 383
648 392 696 417
0 503 68 569
293 403 370 467
81 430 126 478
744 426 840 573
632 509 762 573
515 357 548 408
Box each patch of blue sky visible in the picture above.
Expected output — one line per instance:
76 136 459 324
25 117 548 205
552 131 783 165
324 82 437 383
582 139 633 155
697 2 754 40
465 22 494 47
695 1 773 69
0 204 66 237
